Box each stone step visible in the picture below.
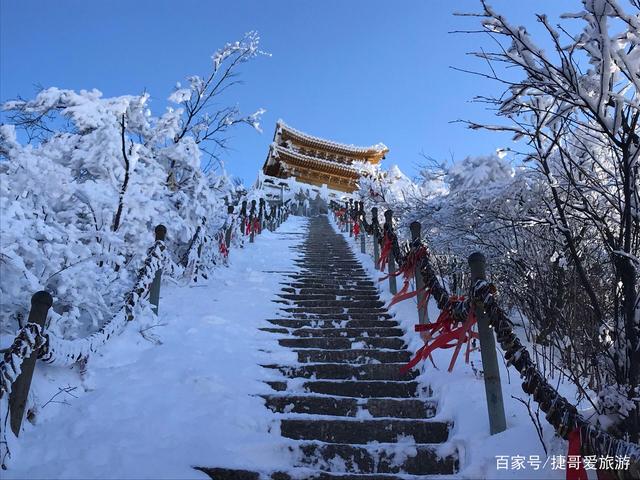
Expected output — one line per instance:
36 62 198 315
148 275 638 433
294 442 458 475
261 363 419 381
284 306 390 314
283 307 390 315
289 313 393 321
195 467 455 480
278 337 405 350
302 380 421 398
264 395 357 416
286 281 376 289
267 380 422 398
277 293 381 302
268 318 399 329
282 288 380 297
296 349 412 364
280 418 450 444
289 288 380 296
292 327 404 338
281 300 387 309
259 327 290 334
296 273 370 279
263 395 436 419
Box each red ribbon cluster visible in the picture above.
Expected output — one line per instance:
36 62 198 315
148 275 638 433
218 239 228 259
382 245 428 308
244 217 261 235
376 232 393 271
400 296 479 374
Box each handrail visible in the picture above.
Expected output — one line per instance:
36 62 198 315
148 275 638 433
331 202 640 477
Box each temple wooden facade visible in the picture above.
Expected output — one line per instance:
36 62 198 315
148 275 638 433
262 120 388 193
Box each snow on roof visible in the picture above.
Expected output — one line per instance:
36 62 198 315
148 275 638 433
272 144 362 174
276 119 388 156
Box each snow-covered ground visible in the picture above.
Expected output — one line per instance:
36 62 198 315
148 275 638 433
333 217 578 480
5 213 589 479
5 216 308 479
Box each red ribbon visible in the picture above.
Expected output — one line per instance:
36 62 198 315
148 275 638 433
383 245 428 308
566 428 588 480
219 239 229 259
401 297 478 374
353 222 360 237
244 218 251 236
376 232 393 271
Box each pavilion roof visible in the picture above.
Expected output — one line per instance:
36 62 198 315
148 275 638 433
276 120 388 159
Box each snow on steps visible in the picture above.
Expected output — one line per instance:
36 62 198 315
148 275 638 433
197 216 458 479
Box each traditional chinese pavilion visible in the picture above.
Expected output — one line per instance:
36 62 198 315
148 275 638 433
262 120 388 194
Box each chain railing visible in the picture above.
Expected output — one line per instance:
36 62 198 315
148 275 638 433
330 200 639 479
0 196 291 468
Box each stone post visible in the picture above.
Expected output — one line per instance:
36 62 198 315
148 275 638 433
468 252 507 435
149 224 166 315
348 198 354 236
410 221 427 324
384 209 397 295
359 201 366 254
258 198 265 234
9 291 53 436
372 207 380 265
249 200 256 243
225 205 234 248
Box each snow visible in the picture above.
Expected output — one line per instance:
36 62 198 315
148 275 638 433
331 215 579 480
168 88 192 104
4 216 307 479
276 120 388 155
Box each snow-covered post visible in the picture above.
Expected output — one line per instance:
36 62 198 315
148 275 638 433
225 206 234 248
359 202 366 254
372 207 380 265
9 290 53 437
348 199 354 237
384 209 398 295
343 201 349 233
149 224 166 315
258 198 265 234
249 200 256 243
410 221 427 325
240 200 248 238
468 252 506 435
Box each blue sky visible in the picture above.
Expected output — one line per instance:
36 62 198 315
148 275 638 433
1 1 575 184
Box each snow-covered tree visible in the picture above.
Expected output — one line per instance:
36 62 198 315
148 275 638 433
458 0 640 440
0 32 267 341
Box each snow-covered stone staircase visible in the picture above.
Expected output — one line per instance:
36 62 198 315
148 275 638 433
198 216 458 479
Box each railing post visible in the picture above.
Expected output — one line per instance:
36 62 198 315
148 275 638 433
258 198 265 234
348 199 354 237
225 205 234 248
372 207 380 265
149 224 166 315
240 200 248 239
249 200 256 243
9 290 53 437
342 201 348 233
410 221 427 324
359 201 366 254
468 252 507 435
384 209 398 295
